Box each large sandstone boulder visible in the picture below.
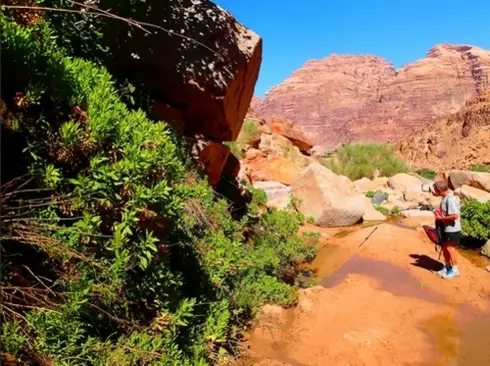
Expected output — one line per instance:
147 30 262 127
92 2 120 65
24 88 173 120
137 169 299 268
291 163 367 227
102 0 262 143
454 185 490 203
253 181 291 209
448 171 490 193
388 174 423 193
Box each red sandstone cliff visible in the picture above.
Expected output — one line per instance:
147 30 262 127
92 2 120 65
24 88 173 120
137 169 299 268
254 44 490 151
396 90 490 171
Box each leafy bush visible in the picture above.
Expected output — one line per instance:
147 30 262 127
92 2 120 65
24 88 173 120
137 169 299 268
470 164 490 173
461 199 490 241
0 14 318 365
322 143 409 180
391 206 401 216
416 168 437 180
373 205 389 216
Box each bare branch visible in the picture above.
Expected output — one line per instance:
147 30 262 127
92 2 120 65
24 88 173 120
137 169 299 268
2 3 221 56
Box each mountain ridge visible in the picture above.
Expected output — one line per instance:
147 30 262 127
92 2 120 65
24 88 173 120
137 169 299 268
253 43 490 151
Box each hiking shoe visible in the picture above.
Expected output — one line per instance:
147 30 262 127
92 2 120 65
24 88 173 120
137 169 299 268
436 266 448 277
442 267 460 279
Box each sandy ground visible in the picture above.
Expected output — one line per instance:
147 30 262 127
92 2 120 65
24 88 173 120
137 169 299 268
238 223 490 366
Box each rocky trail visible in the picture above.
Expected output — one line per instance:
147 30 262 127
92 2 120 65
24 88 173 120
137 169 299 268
237 221 490 366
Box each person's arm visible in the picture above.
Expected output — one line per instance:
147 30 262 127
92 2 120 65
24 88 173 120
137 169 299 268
436 197 459 223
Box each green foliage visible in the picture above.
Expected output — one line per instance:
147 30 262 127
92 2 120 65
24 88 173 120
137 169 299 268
416 168 437 180
322 143 409 180
225 119 261 159
391 206 401 216
0 14 318 365
373 205 390 216
470 164 490 173
365 190 377 198
224 141 243 160
461 199 490 241
238 119 261 145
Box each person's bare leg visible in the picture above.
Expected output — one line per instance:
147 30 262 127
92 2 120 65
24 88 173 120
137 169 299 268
446 243 459 266
442 244 452 267
442 242 461 278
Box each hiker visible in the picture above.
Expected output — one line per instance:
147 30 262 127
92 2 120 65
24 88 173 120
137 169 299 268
432 181 462 279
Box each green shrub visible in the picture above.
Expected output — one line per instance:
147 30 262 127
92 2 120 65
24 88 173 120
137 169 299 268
365 190 377 198
416 168 437 180
373 205 389 216
461 199 490 241
391 206 401 216
322 143 409 180
0 14 318 365
470 164 490 173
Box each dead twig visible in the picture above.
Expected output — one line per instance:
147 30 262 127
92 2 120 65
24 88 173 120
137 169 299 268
2 2 221 57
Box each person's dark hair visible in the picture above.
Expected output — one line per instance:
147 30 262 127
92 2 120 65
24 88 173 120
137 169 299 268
433 180 448 192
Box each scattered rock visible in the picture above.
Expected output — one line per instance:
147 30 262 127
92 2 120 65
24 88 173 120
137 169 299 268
387 195 412 210
388 174 423 193
454 185 490 203
268 118 313 152
291 163 367 227
371 191 388 205
253 181 291 209
401 210 434 219
354 177 372 192
482 240 490 259
363 200 387 221
448 170 490 193
259 133 310 168
485 265 490 273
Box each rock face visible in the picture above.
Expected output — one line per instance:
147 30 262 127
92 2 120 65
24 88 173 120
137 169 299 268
100 0 262 186
192 140 231 187
253 44 490 151
291 163 367 227
397 90 490 171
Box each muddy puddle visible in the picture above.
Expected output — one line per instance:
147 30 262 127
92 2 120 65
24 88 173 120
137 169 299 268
320 254 444 303
238 222 490 366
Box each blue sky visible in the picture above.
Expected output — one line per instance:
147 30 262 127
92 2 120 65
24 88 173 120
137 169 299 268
214 0 490 97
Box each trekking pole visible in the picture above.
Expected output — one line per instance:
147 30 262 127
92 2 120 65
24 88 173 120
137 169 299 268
358 226 378 248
